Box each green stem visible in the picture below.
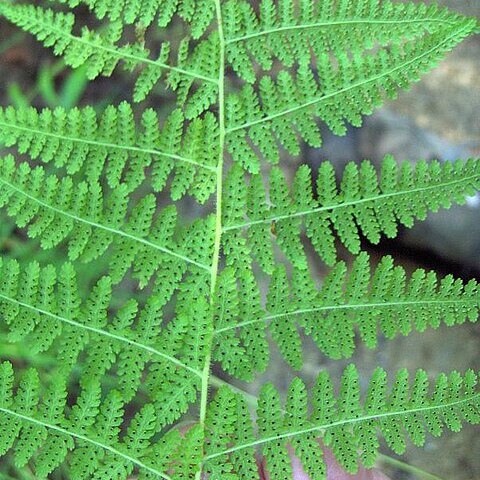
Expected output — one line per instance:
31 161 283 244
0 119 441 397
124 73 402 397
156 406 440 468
195 1 226 478
204 393 480 460
226 17 456 44
378 453 445 480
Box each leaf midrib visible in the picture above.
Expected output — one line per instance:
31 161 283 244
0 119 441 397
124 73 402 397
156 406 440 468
226 17 457 44
216 297 479 333
204 393 480 460
0 177 211 271
0 291 202 377
0 119 216 171
223 172 479 231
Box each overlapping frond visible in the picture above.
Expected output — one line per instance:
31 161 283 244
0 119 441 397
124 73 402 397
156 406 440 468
0 255 212 426
0 156 215 282
223 158 480 268
56 0 215 39
213 252 479 371
225 20 476 170
0 3 218 102
223 0 470 82
0 361 204 480
205 366 480 480
0 104 218 201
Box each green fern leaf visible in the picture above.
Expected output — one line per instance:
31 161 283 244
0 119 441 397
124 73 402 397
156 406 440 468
212 252 479 371
223 0 470 81
0 362 197 479
0 156 214 280
0 3 218 101
0 256 207 420
0 103 217 198
0 1 479 478
205 366 480 480
225 20 476 170
223 157 480 267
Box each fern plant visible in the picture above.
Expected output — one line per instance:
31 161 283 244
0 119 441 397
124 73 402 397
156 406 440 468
0 0 479 478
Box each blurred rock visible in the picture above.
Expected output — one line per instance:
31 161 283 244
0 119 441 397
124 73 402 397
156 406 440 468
400 1 480 144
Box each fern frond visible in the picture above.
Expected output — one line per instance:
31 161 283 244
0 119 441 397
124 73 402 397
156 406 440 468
0 156 214 278
223 0 470 82
0 256 199 371
205 366 480 479
215 253 480 370
213 252 479 371
223 158 480 268
0 255 210 425
0 361 203 480
0 104 218 201
0 3 218 102
56 0 215 39
225 21 476 170
0 0 478 478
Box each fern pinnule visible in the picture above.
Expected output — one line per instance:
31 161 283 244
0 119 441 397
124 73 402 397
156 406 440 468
213 251 480 373
225 20 476 169
223 0 470 81
204 366 480 480
0 361 205 480
0 104 218 199
0 3 218 103
223 157 480 269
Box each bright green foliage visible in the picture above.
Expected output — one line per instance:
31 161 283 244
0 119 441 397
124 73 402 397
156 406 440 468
205 366 480 479
0 361 205 480
57 0 215 38
0 155 215 278
212 252 480 371
223 0 468 80
0 3 218 102
0 256 206 418
225 19 476 170
212 267 256 380
223 158 480 268
0 104 217 199
0 0 479 479
204 387 259 479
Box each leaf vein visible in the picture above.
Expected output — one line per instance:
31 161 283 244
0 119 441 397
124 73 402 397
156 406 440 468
0 177 211 271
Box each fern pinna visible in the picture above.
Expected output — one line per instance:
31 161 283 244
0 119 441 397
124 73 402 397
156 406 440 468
0 0 478 478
